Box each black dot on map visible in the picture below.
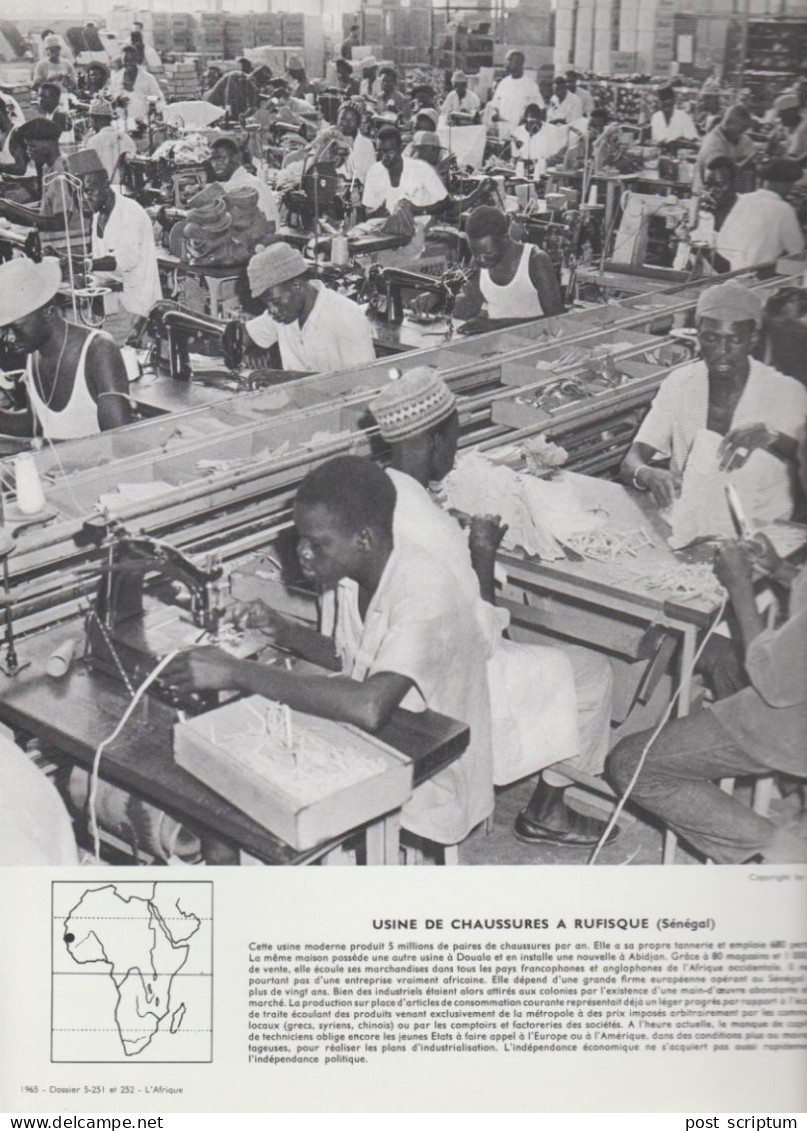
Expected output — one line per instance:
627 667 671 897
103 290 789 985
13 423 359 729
64 933 75 943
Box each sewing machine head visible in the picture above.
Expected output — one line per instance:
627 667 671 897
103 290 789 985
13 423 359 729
146 301 245 380
82 521 228 706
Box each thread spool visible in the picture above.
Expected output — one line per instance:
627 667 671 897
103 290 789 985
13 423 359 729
330 233 349 266
14 453 46 515
46 636 79 678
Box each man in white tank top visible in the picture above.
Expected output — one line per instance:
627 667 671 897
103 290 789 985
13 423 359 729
450 205 563 334
0 257 132 441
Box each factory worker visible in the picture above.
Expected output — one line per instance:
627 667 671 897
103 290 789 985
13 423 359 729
449 205 563 329
209 136 280 227
376 64 410 117
0 257 132 440
565 71 594 117
621 281 807 522
36 82 73 141
440 70 481 123
770 92 807 162
204 68 260 119
370 369 616 848
286 55 314 101
609 443 807 865
336 100 376 182
547 75 583 126
649 84 698 145
79 152 163 346
488 50 544 138
359 56 379 101
510 104 567 172
165 455 495 848
107 44 166 124
334 57 359 99
714 159 805 272
0 118 80 233
0 94 28 176
695 104 756 190
33 34 76 90
83 98 137 183
244 243 375 374
363 125 449 223
0 727 78 865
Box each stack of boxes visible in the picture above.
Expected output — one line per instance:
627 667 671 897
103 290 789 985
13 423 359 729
253 12 281 47
150 11 173 54
196 13 225 58
162 61 200 101
224 16 245 59
170 13 195 53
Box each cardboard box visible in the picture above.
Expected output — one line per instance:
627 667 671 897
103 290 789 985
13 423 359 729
174 696 413 850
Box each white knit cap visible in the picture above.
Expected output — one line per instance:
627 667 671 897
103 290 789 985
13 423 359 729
0 257 61 327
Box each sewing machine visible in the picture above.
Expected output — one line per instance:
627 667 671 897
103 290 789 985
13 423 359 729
144 300 245 381
362 264 469 325
82 521 230 708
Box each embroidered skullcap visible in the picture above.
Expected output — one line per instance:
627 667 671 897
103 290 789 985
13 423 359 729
370 367 457 442
0 257 61 327
774 93 799 112
412 130 440 149
89 96 114 118
695 281 763 329
16 117 61 142
452 70 467 83
66 149 105 176
44 34 61 49
248 242 308 295
286 54 305 72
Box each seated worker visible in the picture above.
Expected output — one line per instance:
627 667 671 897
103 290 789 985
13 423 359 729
559 108 628 174
768 92 807 164
0 118 81 235
83 97 137 183
714 159 804 272
107 44 166 124
0 257 132 440
362 124 449 230
204 68 260 119
488 50 544 138
166 455 495 848
650 84 697 146
510 104 567 172
440 70 481 124
79 153 162 346
608 514 807 864
209 136 280 227
370 369 616 848
0 726 78 865
547 75 583 125
565 71 594 117
375 64 410 118
359 57 379 101
287 56 314 102
698 156 739 274
36 82 73 140
447 205 563 331
695 104 756 190
0 94 28 177
620 281 807 523
244 243 375 374
33 34 76 90
82 60 111 97
336 100 376 182
334 57 359 99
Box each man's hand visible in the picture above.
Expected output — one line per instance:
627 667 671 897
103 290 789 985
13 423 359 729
742 532 782 577
635 466 681 508
469 513 509 558
718 423 776 471
164 646 241 695
714 540 754 592
409 291 440 316
230 599 290 643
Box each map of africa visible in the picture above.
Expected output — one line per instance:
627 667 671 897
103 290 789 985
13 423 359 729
51 881 212 1062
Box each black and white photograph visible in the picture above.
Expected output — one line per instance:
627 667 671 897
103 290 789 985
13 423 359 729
0 0 804 1118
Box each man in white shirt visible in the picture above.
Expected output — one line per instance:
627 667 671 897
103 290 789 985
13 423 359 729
165 455 495 849
548 76 583 125
488 50 544 138
370 368 617 849
108 44 166 124
566 71 594 117
650 84 698 145
510 104 567 175
440 70 481 123
209 136 280 227
362 124 448 218
621 280 807 526
336 100 376 182
84 97 136 183
33 34 76 90
715 159 805 273
244 243 375 373
80 154 163 345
